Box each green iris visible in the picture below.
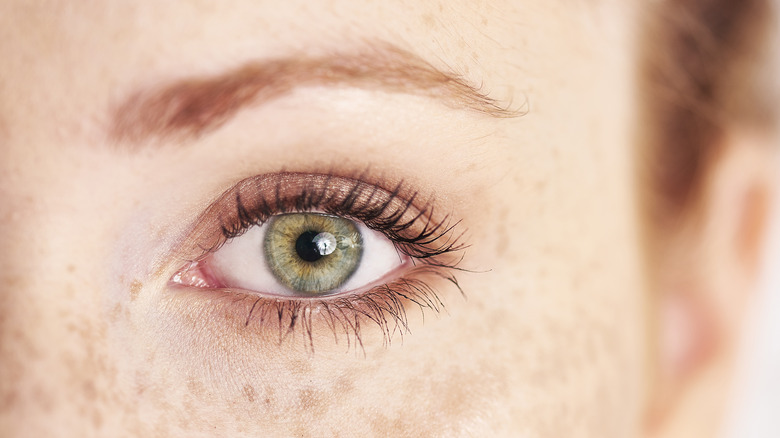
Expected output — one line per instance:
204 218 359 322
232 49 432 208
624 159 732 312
264 213 363 295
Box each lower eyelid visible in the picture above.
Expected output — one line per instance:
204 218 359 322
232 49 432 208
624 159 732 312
163 264 462 352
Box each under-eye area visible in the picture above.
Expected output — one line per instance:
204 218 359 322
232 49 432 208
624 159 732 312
166 171 468 351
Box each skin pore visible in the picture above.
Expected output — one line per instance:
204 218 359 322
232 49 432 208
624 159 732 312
0 1 774 437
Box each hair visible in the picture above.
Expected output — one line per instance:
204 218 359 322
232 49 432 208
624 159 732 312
638 0 777 231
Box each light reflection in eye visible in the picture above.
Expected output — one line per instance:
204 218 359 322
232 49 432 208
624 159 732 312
174 212 407 298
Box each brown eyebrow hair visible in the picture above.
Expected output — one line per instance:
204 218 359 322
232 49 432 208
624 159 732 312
110 44 519 144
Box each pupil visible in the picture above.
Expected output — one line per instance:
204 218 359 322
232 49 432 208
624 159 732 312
295 230 332 262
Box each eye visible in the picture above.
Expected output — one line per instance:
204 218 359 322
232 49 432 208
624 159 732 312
174 212 406 297
165 172 466 350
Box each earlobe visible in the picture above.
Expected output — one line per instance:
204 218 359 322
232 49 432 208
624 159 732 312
659 291 716 391
643 129 777 438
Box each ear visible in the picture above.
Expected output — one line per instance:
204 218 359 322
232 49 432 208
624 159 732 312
644 128 777 438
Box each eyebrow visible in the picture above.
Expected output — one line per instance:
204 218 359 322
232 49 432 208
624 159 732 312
109 44 518 144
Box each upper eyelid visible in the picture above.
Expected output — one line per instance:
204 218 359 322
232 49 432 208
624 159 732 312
222 173 429 238
169 171 460 266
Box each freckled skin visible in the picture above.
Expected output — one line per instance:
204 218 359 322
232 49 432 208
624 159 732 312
129 280 142 302
0 1 651 437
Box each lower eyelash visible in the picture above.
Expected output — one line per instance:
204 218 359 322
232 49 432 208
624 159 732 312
268 266 463 354
189 264 463 354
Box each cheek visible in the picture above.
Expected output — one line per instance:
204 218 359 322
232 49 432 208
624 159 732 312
455 139 646 434
128 319 512 437
455 240 645 435
0 208 131 434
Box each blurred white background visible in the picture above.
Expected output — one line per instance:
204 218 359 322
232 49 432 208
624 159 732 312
723 166 780 437
722 6 780 435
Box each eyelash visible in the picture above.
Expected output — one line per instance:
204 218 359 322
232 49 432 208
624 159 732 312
175 171 467 352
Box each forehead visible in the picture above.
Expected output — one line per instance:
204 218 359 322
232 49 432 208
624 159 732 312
0 1 628 98
0 1 636 163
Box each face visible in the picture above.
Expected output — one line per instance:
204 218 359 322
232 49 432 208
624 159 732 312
1 1 652 436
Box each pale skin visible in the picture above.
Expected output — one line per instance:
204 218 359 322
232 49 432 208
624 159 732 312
0 1 775 437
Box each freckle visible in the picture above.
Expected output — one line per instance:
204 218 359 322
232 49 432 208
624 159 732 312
67 264 76 273
135 379 148 396
82 380 97 401
421 13 436 29
293 425 312 438
242 384 256 403
151 263 169 282
108 303 123 322
297 387 327 417
289 358 312 375
186 376 205 398
91 410 103 428
335 374 355 394
129 280 143 301
3 275 21 288
0 390 19 412
263 385 276 406
370 412 406 437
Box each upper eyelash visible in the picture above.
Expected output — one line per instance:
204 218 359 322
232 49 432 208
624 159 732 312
174 171 468 352
209 171 467 262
